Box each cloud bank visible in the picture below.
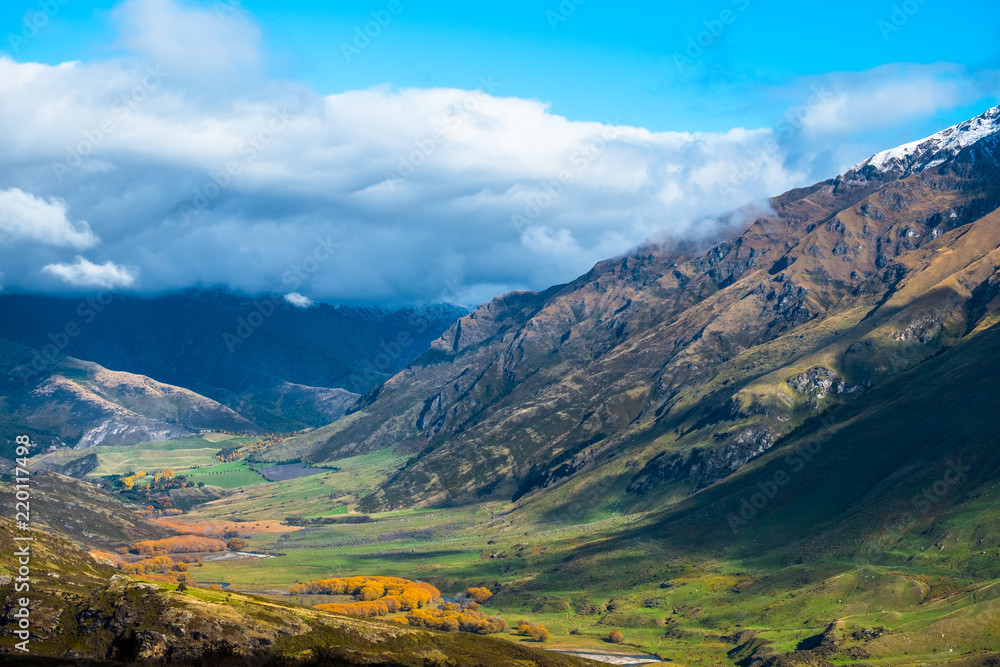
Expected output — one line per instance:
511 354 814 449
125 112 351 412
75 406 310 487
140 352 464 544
0 0 995 306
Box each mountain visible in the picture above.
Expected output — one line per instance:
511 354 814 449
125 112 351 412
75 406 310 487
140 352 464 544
277 105 1000 515
849 105 1000 178
0 336 257 456
0 291 466 431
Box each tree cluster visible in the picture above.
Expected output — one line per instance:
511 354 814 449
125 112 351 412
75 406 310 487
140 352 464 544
134 535 228 555
401 603 507 635
298 576 440 617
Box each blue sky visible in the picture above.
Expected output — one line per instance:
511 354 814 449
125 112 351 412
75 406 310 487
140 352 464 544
0 0 998 305
6 0 999 133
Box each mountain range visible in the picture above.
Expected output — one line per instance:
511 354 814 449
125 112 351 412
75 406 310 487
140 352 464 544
272 105 1000 521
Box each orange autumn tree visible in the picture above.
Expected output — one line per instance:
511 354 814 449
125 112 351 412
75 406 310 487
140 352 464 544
294 576 440 618
400 603 508 635
517 621 551 642
134 535 227 555
466 587 493 604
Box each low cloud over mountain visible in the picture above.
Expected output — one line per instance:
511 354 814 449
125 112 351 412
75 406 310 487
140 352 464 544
0 0 995 306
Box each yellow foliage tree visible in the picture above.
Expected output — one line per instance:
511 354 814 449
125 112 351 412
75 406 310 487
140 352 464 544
466 587 493 604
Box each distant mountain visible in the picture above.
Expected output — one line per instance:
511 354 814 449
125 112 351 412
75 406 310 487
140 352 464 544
275 105 1000 514
0 291 466 431
0 336 256 456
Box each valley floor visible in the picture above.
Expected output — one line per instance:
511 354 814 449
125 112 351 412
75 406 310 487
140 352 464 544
25 433 1000 666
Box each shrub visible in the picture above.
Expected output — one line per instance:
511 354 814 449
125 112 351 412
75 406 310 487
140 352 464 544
466 587 493 604
404 608 507 635
609 629 624 644
517 622 550 642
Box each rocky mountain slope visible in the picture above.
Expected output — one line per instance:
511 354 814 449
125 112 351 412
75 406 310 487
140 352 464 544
0 336 256 456
0 291 466 431
281 105 1000 514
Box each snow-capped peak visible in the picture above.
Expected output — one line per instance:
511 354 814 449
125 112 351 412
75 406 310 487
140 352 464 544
847 105 1000 176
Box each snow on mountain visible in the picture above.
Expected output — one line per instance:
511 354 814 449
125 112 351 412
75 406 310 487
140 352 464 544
847 105 1000 177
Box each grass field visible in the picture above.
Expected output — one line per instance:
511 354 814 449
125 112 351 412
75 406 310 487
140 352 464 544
80 434 258 477
184 474 1000 665
183 448 409 521
182 460 268 488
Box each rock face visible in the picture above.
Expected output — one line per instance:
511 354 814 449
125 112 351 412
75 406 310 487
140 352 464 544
283 106 1000 512
788 367 857 401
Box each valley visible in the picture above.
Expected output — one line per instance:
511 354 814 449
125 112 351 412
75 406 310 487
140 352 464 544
4 107 1000 666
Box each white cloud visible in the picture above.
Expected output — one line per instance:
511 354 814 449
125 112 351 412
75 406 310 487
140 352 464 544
42 257 138 289
0 0 995 306
284 292 315 308
0 188 99 249
799 64 985 136
113 0 262 84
